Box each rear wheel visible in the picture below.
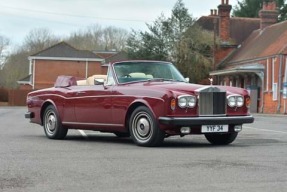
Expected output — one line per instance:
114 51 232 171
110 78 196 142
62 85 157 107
205 132 238 145
129 106 164 147
43 105 67 139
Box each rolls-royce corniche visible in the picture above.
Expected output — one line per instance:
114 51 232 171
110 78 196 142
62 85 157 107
25 60 254 147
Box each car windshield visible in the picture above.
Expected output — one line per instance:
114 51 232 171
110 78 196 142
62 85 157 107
114 61 186 84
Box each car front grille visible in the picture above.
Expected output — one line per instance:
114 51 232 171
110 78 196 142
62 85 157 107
198 87 226 116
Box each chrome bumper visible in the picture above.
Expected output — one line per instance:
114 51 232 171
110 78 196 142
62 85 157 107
25 112 34 119
159 115 254 126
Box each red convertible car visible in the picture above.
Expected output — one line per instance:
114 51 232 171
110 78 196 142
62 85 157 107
25 60 254 147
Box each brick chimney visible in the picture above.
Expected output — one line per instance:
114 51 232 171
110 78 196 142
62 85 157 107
218 0 232 42
259 0 279 30
210 9 218 16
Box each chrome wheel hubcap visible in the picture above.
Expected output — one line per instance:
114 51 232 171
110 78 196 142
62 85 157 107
132 112 153 142
137 118 150 137
45 111 56 135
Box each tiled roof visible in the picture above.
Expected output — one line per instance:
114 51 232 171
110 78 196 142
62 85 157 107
197 16 260 44
94 51 118 59
31 42 102 59
104 51 128 64
17 74 32 84
224 20 287 65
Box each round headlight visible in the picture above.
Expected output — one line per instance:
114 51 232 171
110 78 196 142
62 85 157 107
187 96 196 108
178 97 187 108
236 96 244 107
228 96 236 107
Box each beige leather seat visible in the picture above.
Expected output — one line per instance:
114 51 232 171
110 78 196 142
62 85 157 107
76 80 87 85
129 73 153 78
86 75 107 85
76 75 107 86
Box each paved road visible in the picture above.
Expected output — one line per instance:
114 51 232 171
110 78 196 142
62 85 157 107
0 107 286 192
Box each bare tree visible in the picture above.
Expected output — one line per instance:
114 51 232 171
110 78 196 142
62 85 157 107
0 25 129 88
0 28 59 88
22 28 59 54
102 26 128 51
67 24 104 50
0 50 30 88
0 35 10 87
66 24 129 51
0 35 10 69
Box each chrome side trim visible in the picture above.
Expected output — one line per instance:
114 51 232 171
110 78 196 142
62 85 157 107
62 122 123 127
32 93 164 102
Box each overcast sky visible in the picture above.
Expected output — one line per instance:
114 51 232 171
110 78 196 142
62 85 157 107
0 0 237 45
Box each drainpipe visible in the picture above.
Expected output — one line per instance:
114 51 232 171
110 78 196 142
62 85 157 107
85 59 88 78
257 71 265 113
32 59 35 90
284 56 287 114
277 54 283 113
29 58 32 75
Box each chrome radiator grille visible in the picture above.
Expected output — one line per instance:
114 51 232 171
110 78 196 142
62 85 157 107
198 87 226 116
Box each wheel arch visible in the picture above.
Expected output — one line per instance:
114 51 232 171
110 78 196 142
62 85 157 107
40 100 57 125
124 98 164 131
125 101 147 132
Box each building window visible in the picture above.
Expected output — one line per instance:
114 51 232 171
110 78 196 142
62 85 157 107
235 77 239 87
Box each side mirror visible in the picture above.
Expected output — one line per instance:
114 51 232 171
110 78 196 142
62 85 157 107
94 78 105 85
185 77 190 83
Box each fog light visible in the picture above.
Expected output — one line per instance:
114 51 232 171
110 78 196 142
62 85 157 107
234 125 242 132
180 127 191 134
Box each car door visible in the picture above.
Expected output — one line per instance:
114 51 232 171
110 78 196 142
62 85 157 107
73 84 113 126
73 68 117 129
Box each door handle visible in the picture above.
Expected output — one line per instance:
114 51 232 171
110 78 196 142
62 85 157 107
76 91 86 95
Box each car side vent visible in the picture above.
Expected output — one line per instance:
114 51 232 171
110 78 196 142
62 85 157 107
197 87 226 116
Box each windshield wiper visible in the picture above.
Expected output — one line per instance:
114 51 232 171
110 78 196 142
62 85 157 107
147 78 185 82
147 78 164 82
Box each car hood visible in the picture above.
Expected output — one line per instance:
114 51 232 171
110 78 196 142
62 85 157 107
128 81 249 96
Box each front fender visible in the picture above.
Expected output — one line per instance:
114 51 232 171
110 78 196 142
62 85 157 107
40 99 64 125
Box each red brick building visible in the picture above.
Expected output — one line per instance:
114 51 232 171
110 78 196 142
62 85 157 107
18 42 127 90
199 0 287 114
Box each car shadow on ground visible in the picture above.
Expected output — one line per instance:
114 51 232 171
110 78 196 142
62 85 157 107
23 132 284 148
62 134 248 148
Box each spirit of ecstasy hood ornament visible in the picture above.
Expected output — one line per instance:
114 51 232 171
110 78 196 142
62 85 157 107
208 77 213 85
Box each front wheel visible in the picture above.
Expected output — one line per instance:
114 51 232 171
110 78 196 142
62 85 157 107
129 106 164 147
205 132 238 145
43 105 68 139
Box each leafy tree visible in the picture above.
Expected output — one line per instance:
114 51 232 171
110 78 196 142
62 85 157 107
233 0 287 21
165 0 195 63
127 0 194 62
178 24 215 83
127 14 169 60
127 0 214 83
